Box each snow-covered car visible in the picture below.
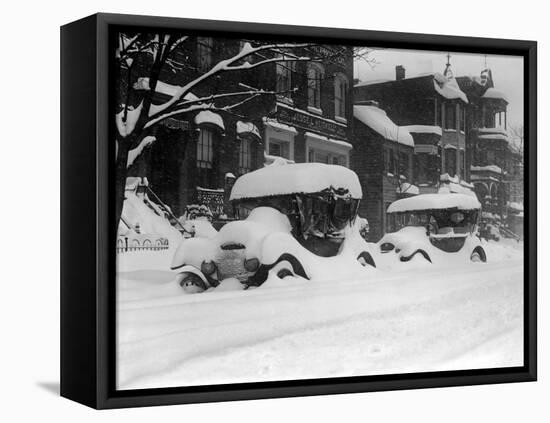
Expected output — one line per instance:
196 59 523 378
171 162 376 293
379 193 487 263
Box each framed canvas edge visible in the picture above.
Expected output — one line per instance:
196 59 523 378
81 12 537 409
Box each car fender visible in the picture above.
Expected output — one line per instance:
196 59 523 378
172 264 207 281
171 236 218 270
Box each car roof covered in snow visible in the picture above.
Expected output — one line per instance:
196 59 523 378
386 193 481 213
230 162 362 200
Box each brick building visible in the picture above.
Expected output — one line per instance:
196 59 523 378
261 44 354 169
353 60 473 241
456 70 523 224
352 102 415 241
352 57 522 240
128 37 353 219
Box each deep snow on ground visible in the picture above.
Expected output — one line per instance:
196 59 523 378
116 239 524 390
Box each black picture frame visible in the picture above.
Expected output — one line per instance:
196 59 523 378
60 12 537 409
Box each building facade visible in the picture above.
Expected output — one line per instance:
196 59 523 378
352 103 415 241
128 37 354 220
354 61 470 192
457 70 523 227
352 58 522 240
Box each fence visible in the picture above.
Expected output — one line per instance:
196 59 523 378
116 236 169 253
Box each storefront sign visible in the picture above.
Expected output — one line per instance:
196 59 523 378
276 105 347 139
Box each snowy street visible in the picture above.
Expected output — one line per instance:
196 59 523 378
116 240 523 390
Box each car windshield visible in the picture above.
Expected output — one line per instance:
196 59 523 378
233 190 360 238
387 208 479 235
297 194 359 238
233 195 297 220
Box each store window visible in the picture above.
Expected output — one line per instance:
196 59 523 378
197 37 214 72
268 138 290 159
238 137 254 175
334 73 348 119
308 148 347 166
307 63 324 111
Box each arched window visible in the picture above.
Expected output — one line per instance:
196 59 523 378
334 73 348 119
196 128 215 187
307 63 324 111
238 137 254 175
197 37 214 72
276 60 295 100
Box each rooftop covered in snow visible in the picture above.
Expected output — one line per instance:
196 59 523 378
230 162 362 200
401 125 442 136
354 105 414 147
482 87 509 103
387 193 481 213
433 73 469 103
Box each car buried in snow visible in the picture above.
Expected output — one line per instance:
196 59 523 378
171 162 376 293
378 193 487 264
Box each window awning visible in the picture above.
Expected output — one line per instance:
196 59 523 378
305 131 353 150
237 121 261 139
194 110 225 131
262 118 297 134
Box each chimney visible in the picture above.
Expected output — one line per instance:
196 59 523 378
396 65 406 81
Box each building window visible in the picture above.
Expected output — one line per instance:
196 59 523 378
460 105 466 132
307 63 324 111
197 37 214 72
384 147 396 175
334 74 348 119
486 150 497 165
445 103 456 130
196 129 215 187
308 148 347 166
238 137 253 175
268 138 290 159
459 149 465 178
398 151 410 178
276 60 295 99
445 148 457 176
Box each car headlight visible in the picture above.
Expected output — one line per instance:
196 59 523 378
244 257 260 272
201 260 217 275
380 242 394 253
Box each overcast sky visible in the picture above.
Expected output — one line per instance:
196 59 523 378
354 49 524 128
